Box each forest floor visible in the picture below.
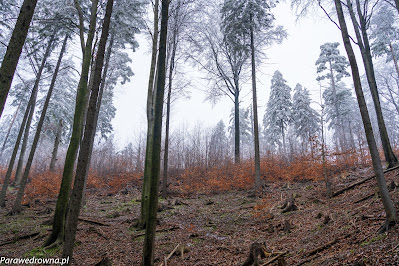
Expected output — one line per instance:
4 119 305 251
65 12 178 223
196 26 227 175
1 166 399 265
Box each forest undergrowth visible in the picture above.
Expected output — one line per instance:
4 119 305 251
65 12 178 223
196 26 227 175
1 152 399 265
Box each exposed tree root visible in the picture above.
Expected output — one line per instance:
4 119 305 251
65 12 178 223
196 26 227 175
43 237 63 250
377 219 396 234
0 232 39 247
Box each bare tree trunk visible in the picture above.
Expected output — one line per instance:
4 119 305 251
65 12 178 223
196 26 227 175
320 87 331 197
0 0 37 118
81 30 115 207
12 34 55 187
0 102 29 207
141 0 169 264
62 0 113 260
0 99 23 161
44 0 98 248
234 88 240 164
334 0 397 231
162 80 171 199
347 0 398 168
12 35 68 214
162 8 180 199
328 61 346 152
249 19 261 194
139 0 159 230
50 119 64 172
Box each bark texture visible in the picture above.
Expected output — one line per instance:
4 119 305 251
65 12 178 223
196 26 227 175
44 0 98 248
250 19 261 194
141 0 169 264
62 0 113 260
0 0 38 118
139 0 159 229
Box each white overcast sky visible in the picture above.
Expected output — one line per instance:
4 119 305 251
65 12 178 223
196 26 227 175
112 2 351 147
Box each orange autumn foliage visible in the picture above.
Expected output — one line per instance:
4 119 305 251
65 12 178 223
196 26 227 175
174 148 371 195
22 169 142 204
17 146 372 204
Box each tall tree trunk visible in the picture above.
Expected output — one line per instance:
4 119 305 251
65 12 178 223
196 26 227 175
328 60 346 152
44 0 98 248
162 80 171 199
0 0 37 118
281 123 286 156
139 0 159 230
81 30 115 207
50 119 64 172
348 0 398 167
0 99 23 160
234 87 240 164
12 35 55 187
249 20 261 194
0 102 29 207
162 15 179 199
12 35 68 214
334 0 397 231
62 0 113 260
141 0 169 264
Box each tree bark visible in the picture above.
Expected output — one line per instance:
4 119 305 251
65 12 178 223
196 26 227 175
44 0 98 248
50 119 64 172
162 10 179 199
334 0 397 228
12 35 68 214
139 0 159 230
350 0 398 167
249 19 261 194
234 86 240 164
81 30 115 207
0 0 37 118
62 0 113 260
141 0 169 264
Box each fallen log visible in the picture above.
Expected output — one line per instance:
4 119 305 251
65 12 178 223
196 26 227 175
307 238 338 257
298 233 351 263
79 217 110 226
332 165 399 197
132 226 179 239
0 232 40 247
295 234 353 265
354 192 377 204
